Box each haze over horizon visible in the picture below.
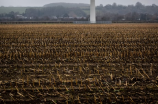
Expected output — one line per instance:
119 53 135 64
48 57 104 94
0 0 158 7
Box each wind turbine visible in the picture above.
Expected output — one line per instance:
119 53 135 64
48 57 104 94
90 0 96 23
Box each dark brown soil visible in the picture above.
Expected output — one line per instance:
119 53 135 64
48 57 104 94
0 24 158 104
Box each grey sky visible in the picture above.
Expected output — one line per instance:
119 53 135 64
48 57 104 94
0 0 158 7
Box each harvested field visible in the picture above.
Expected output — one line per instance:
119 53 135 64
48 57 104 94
0 24 158 104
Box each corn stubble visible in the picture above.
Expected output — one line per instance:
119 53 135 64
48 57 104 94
0 24 158 103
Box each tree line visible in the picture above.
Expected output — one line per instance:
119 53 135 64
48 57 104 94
95 2 158 21
0 2 158 22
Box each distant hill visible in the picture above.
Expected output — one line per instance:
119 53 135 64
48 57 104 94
0 7 27 14
43 2 90 8
25 6 87 17
0 7 41 14
0 3 90 14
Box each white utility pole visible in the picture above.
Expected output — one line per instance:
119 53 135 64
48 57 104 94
90 0 96 23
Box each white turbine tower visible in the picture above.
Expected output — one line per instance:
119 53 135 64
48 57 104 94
90 0 96 23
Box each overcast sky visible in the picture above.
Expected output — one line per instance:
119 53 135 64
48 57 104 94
0 0 158 7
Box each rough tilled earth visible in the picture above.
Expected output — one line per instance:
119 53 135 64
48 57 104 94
0 24 158 104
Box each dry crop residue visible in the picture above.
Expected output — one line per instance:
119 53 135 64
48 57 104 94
0 24 158 103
